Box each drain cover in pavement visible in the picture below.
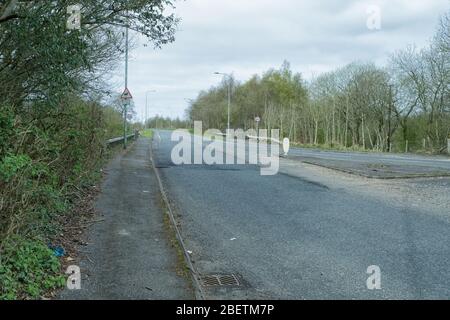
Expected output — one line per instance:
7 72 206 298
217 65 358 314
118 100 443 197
200 274 240 287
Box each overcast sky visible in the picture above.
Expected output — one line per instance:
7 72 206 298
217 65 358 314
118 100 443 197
110 0 449 121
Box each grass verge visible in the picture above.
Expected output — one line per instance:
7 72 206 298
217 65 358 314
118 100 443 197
141 129 154 138
161 208 192 281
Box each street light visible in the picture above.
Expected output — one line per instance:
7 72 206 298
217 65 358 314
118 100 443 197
122 16 130 150
214 72 232 133
145 90 156 129
112 17 132 149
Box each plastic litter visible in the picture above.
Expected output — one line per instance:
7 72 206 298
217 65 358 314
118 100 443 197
48 245 65 257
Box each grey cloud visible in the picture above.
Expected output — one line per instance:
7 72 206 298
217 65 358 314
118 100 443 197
113 0 449 120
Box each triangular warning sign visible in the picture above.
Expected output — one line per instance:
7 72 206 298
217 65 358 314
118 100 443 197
121 87 132 100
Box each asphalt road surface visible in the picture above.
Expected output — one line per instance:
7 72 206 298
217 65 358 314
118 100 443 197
289 148 450 176
289 147 450 171
152 130 450 299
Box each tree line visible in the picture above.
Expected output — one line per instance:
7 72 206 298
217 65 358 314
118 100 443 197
144 115 188 130
187 12 449 153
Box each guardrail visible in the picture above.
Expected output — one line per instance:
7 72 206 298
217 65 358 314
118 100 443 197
106 132 139 147
246 135 290 155
217 133 290 154
246 135 281 144
202 131 290 155
212 132 282 144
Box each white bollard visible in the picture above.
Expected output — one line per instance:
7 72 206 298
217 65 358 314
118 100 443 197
282 138 290 155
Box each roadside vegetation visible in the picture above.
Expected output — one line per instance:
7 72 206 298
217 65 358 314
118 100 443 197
141 129 154 138
145 116 189 130
187 11 449 154
0 1 178 299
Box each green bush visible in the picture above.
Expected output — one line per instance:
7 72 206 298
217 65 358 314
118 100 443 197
0 237 65 300
0 154 32 182
0 98 124 299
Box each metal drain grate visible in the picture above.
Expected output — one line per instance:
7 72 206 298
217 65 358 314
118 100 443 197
200 274 240 287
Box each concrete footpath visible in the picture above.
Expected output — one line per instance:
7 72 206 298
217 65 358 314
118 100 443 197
60 137 193 299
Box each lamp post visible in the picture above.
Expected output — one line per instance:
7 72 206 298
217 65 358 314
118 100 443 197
145 90 156 129
214 72 232 133
122 24 129 149
119 13 132 150
116 14 133 149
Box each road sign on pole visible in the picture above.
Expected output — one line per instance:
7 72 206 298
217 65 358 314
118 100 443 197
255 116 260 142
121 87 133 101
121 88 132 149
